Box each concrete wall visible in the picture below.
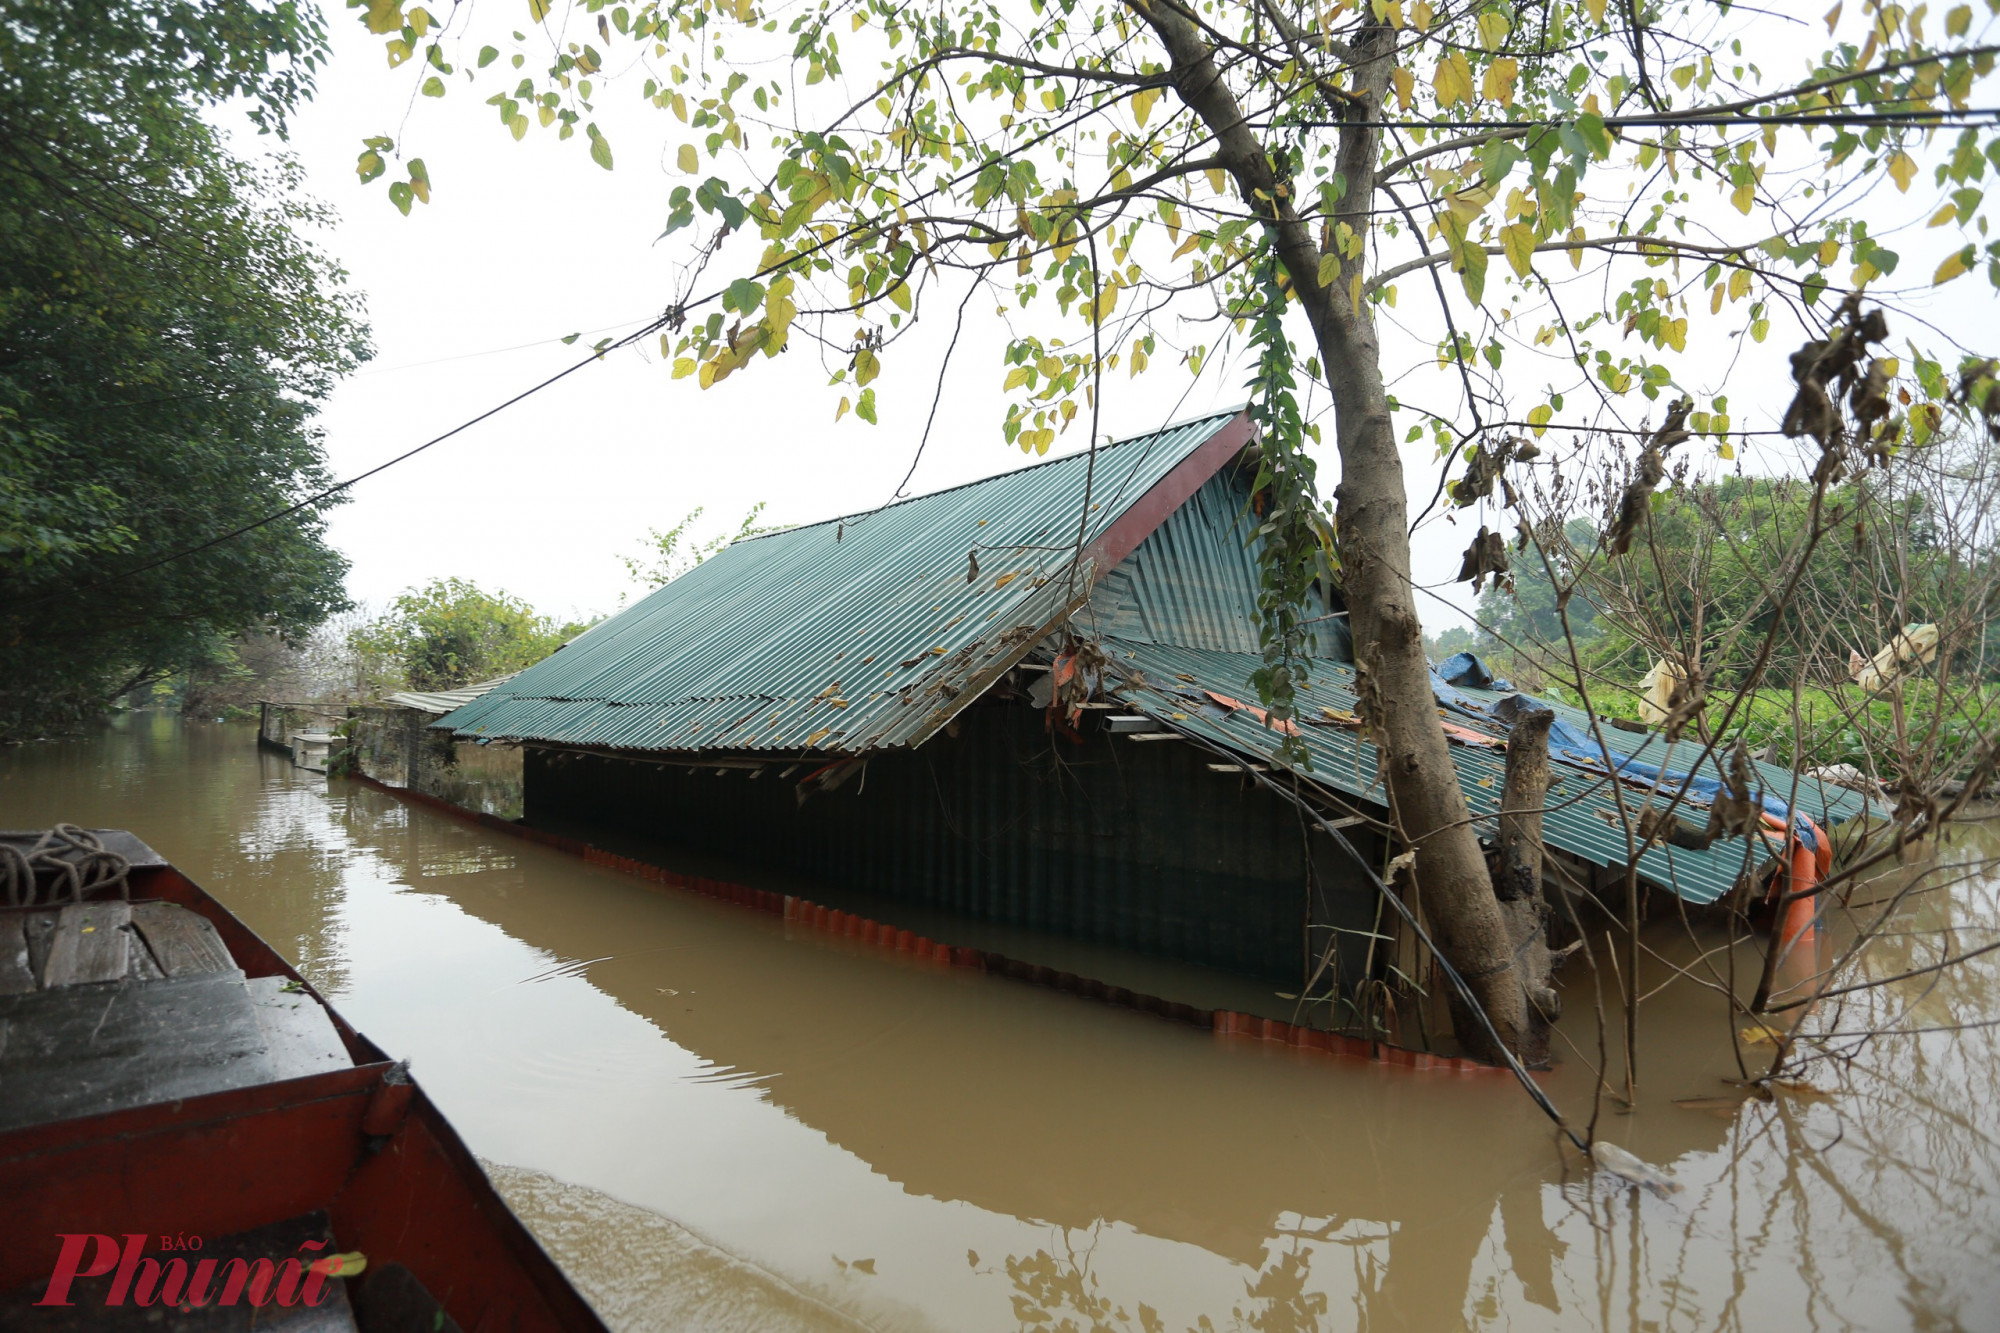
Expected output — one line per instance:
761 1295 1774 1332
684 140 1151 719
344 706 524 820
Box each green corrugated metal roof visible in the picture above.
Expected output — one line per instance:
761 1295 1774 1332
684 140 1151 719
1098 638 1871 906
437 411 1249 755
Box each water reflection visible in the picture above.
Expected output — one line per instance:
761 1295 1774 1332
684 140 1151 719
2 718 1996 1330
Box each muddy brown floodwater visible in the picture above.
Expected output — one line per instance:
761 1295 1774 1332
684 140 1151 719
5 715 1999 1331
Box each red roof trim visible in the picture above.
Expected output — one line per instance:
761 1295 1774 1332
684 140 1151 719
1084 409 1255 577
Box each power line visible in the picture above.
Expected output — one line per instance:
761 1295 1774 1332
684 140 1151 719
50 313 675 605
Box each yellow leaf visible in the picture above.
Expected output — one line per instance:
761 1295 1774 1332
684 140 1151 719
1947 3 1972 37
527 0 550 19
678 144 698 173
993 572 1017 589
1092 283 1118 323
1527 403 1552 437
1474 8 1510 51
1664 317 1687 352
1728 266 1752 301
1317 253 1340 288
1172 234 1201 260
1886 151 1917 192
1349 271 1363 310
851 10 865 28
1132 85 1161 127
1206 168 1228 196
672 357 696 379
1730 182 1755 214
855 349 881 385
1448 181 1497 223
1718 441 1736 460
1929 201 1960 227
888 282 912 313
1710 282 1725 315
835 396 850 421
733 0 754 21
1004 366 1033 391
1482 57 1518 107
1432 51 1473 107
807 728 832 746
1818 238 1840 265
1501 222 1535 278
1390 66 1415 111
1935 247 1972 284
1037 356 1061 377
1585 0 1606 19
1568 227 1585 270
1823 1 1842 33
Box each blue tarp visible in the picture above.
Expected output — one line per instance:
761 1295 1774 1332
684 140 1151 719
1432 681 1823 856
1436 651 1513 692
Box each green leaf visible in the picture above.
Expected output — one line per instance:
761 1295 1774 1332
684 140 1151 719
477 45 500 67
1574 113 1613 159
1456 244 1488 305
588 124 613 170
387 181 414 215
421 75 445 97
1501 223 1536 278
678 144 698 174
363 0 405 34
725 278 765 313
855 348 881 385
855 387 878 423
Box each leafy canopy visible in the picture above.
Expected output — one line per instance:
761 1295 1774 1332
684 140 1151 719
349 578 593 690
0 0 366 737
352 0 1997 446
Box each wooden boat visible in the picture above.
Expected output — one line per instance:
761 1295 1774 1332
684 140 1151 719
0 826 607 1330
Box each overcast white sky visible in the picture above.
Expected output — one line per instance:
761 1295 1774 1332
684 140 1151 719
261 6 1994 634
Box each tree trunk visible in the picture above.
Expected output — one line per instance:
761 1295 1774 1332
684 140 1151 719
1497 709 1557 1067
1140 10 1530 1062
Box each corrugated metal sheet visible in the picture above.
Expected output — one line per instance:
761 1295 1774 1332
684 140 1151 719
438 411 1247 755
383 674 517 716
1098 638 1873 906
1085 466 1268 653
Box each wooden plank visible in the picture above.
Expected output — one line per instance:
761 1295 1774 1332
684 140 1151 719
40 902 130 988
21 910 56 987
246 975 351 1081
0 970 275 1131
130 900 233 977
0 915 33 995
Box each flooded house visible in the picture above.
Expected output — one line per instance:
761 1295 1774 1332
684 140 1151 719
433 409 1874 1026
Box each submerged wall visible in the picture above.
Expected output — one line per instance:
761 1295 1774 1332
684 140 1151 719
523 696 1380 988
345 706 524 820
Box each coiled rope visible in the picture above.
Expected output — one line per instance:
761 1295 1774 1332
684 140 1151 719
0 824 131 908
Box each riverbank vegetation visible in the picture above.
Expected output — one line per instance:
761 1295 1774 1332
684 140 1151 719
0 1 367 741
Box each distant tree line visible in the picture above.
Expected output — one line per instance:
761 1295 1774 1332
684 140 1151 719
1476 459 2000 693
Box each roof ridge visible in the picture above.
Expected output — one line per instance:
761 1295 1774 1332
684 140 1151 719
734 407 1245 545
